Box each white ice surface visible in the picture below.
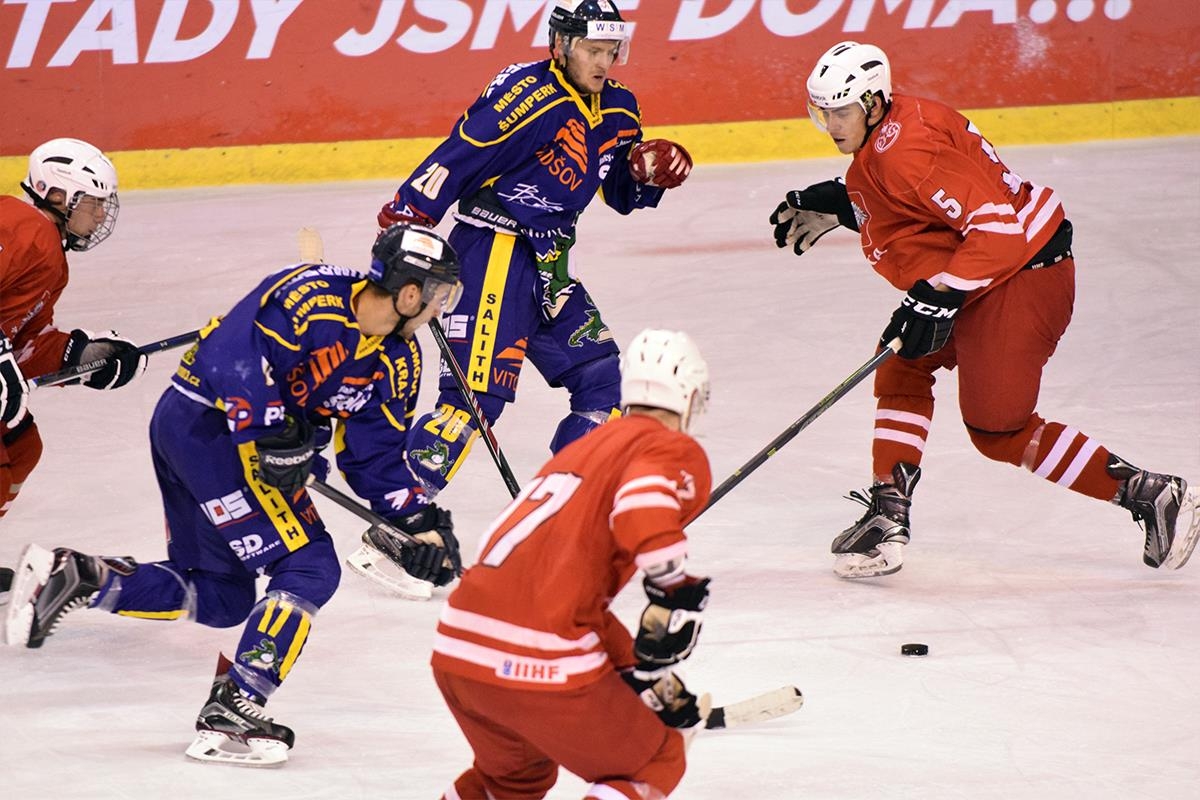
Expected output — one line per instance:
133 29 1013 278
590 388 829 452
1 137 1198 799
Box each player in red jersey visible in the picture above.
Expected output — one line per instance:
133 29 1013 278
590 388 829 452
0 138 147 520
432 329 712 800
769 41 1197 579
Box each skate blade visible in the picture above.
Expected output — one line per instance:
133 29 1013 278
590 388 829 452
344 544 433 601
833 542 904 579
1164 487 1200 570
184 730 289 767
4 544 55 647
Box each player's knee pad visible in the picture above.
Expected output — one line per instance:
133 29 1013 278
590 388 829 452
0 421 42 517
231 589 320 699
409 401 492 496
550 356 620 452
966 418 1039 466
558 354 620 411
191 570 257 627
264 534 341 609
550 408 619 453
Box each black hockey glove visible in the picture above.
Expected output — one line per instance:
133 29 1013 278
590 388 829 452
254 416 316 495
0 332 29 426
634 575 710 666
390 504 462 586
770 178 859 256
621 666 705 729
62 329 148 390
880 279 967 359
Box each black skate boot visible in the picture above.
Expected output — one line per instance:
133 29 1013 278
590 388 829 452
831 462 921 579
4 545 126 648
0 565 13 606
186 655 295 767
1108 456 1200 569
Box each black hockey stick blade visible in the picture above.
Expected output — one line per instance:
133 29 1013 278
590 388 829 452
30 329 202 389
704 685 804 730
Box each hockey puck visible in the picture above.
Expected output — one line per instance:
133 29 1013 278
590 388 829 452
901 643 929 657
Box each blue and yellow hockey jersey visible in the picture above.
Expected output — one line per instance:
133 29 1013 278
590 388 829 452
390 58 665 260
171 263 427 519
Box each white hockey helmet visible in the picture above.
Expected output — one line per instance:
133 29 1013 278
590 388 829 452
620 329 710 431
22 137 120 251
806 41 892 129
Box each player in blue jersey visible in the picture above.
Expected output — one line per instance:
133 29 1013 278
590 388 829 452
378 0 693 498
4 224 465 766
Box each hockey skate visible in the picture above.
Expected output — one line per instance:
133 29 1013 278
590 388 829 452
344 525 434 601
0 566 13 607
831 463 921 579
185 663 295 767
4 544 110 647
1110 459 1200 570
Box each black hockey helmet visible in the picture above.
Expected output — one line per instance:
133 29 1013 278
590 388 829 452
369 224 462 312
548 0 625 45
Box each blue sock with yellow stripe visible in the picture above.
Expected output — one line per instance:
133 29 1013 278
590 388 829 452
229 590 317 703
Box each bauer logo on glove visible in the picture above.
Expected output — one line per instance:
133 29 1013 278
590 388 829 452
629 139 693 189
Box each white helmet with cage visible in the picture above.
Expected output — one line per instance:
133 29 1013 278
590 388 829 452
620 329 710 432
806 41 892 130
22 137 119 252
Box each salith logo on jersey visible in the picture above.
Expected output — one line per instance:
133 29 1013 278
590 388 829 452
875 121 902 153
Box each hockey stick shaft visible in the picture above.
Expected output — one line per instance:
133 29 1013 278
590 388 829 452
305 476 421 548
30 329 202 389
428 318 521 498
696 338 901 517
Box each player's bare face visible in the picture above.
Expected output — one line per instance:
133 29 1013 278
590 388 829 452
566 39 620 95
822 104 869 155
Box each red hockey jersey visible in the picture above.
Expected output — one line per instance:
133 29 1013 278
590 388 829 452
847 94 1065 297
0 196 73 385
431 413 712 691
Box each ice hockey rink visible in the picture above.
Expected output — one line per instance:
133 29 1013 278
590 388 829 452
1 136 1197 799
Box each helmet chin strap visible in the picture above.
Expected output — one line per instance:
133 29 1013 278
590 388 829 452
20 181 76 250
859 94 891 150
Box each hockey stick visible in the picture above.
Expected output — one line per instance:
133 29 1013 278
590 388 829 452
306 476 420 547
293 226 520 499
428 318 521 499
704 685 804 730
306 476 443 600
29 329 202 389
695 337 901 518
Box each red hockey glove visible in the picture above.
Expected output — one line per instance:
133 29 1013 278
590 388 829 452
377 196 435 230
629 139 693 189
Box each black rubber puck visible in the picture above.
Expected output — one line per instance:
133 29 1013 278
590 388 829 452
901 643 929 656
